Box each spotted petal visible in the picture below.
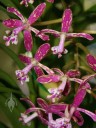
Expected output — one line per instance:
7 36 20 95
24 30 33 51
19 54 31 64
67 33 94 40
61 9 72 32
3 19 23 28
7 7 25 22
34 43 50 61
28 3 46 25
87 54 96 71
37 75 60 84
66 70 80 78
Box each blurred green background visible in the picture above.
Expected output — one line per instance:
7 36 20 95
0 0 96 128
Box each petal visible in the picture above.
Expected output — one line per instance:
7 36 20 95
3 19 23 28
52 68 64 76
66 70 80 78
62 81 71 96
67 33 94 40
34 66 44 77
28 3 46 25
77 108 96 121
37 75 60 84
19 54 31 64
87 54 96 71
61 9 72 32
37 98 48 109
30 27 49 41
47 104 67 113
73 110 84 126
24 30 33 51
20 98 35 107
38 29 60 37
7 7 25 22
72 87 87 107
34 43 50 61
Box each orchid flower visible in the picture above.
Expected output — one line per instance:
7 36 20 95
38 9 94 58
19 98 49 126
3 3 49 51
37 68 80 102
16 43 54 84
20 0 54 7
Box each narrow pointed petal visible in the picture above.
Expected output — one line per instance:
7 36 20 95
67 33 94 40
28 3 46 25
77 108 96 121
34 66 44 77
24 30 33 51
3 19 23 28
38 29 60 37
73 111 84 126
87 54 96 71
34 43 50 61
20 98 35 107
19 54 31 64
37 75 60 84
61 9 72 32
62 81 71 96
30 27 49 41
20 0 34 7
7 7 25 22
52 68 64 76
66 70 80 78
37 98 48 109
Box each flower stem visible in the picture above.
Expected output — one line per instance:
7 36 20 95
34 18 62 26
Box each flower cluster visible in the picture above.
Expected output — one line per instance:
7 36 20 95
3 1 96 128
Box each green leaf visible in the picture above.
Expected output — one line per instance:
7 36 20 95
0 44 24 69
0 69 17 88
0 0 16 7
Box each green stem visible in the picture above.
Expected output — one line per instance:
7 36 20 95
34 18 62 26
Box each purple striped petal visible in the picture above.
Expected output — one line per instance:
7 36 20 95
3 19 23 28
20 98 35 107
37 98 48 109
87 54 96 71
77 108 96 121
7 7 25 22
67 33 94 40
34 66 44 77
37 75 60 84
73 111 84 126
61 9 72 32
38 29 60 37
30 27 49 41
24 30 33 51
52 68 64 76
66 70 80 78
34 43 50 61
28 3 46 25
19 54 31 64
